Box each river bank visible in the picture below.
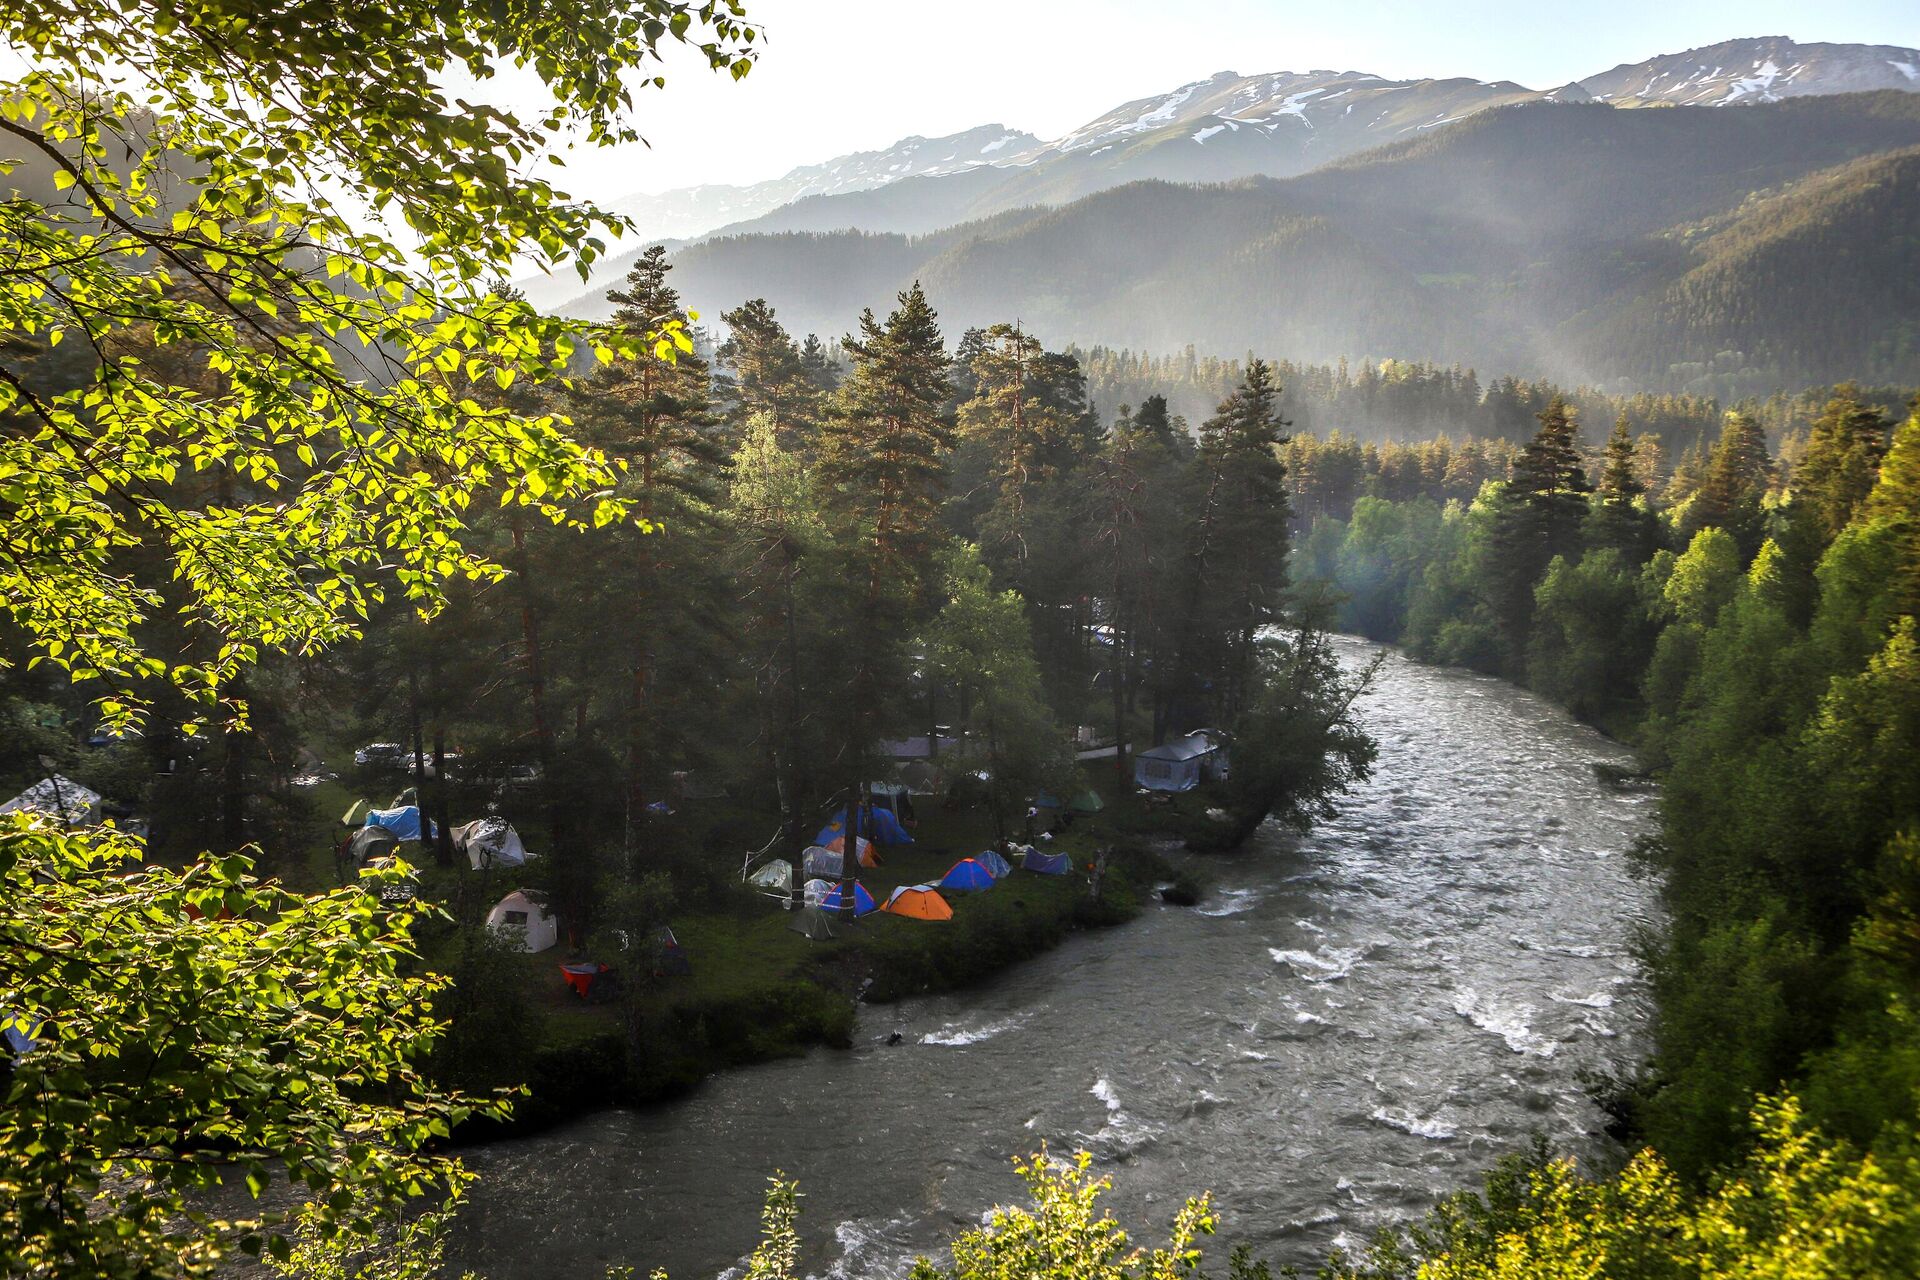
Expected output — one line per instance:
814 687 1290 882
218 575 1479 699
479 831 1171 1135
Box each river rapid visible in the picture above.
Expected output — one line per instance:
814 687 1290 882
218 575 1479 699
451 637 1660 1278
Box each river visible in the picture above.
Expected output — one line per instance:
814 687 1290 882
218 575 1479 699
450 637 1660 1278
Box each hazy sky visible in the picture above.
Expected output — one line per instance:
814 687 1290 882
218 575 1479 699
540 0 1920 201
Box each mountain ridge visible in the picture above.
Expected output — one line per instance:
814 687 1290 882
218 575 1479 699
638 91 1920 395
535 33 1920 291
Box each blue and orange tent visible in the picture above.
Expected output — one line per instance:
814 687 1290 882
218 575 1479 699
817 803 913 848
883 884 953 921
939 858 996 893
817 881 880 917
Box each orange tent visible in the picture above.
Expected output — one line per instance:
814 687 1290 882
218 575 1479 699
825 834 882 867
883 884 954 921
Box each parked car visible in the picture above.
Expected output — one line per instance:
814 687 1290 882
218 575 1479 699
353 744 462 777
353 742 409 769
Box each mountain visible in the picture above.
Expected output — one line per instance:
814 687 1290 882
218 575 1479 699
611 124 1041 244
642 91 1920 394
526 34 1920 307
1578 35 1920 105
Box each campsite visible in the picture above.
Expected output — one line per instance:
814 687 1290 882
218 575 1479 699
269 747 1180 1127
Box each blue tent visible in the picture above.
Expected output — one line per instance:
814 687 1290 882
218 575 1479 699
816 882 879 917
1024 849 1072 876
365 805 434 842
817 803 913 847
939 858 996 893
976 848 1012 879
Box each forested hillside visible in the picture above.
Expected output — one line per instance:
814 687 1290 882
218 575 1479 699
612 93 1920 396
1292 387 1920 1176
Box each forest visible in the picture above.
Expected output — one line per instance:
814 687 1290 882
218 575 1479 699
5 2 1920 1279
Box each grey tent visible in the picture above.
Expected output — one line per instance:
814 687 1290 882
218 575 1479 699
0 775 103 827
802 845 846 880
747 859 793 893
454 817 529 869
1133 732 1230 792
346 823 402 867
788 906 840 941
897 760 941 796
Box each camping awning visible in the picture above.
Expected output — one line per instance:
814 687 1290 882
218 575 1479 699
1137 734 1218 762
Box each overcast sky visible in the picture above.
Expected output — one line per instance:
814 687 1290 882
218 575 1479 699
537 0 1920 201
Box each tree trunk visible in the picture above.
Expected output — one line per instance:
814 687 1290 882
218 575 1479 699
407 663 430 837
782 557 808 910
510 512 567 906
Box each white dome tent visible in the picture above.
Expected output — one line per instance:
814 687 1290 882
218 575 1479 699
485 889 558 953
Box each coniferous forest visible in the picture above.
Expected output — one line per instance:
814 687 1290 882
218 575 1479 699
5 4 1920 1280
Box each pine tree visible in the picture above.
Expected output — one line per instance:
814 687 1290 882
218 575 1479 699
1588 414 1659 562
715 298 817 444
1683 410 1773 554
575 245 732 864
1792 385 1891 544
816 283 952 916
1486 394 1590 667
1172 358 1293 729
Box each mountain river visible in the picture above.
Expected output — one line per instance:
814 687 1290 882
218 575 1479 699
451 636 1661 1278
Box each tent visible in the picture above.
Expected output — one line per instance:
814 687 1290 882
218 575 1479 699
802 845 837 879
822 834 881 866
884 885 953 921
0 776 103 827
345 823 401 867
747 859 793 893
817 803 913 848
670 769 728 800
365 804 434 842
1037 788 1105 813
865 781 917 823
1133 733 1229 793
454 817 529 869
897 760 942 796
560 961 614 1001
789 906 840 940
2 1011 38 1059
816 881 879 917
1024 848 1072 876
803 877 835 907
976 848 1013 879
654 927 692 977
939 858 996 894
486 890 559 953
